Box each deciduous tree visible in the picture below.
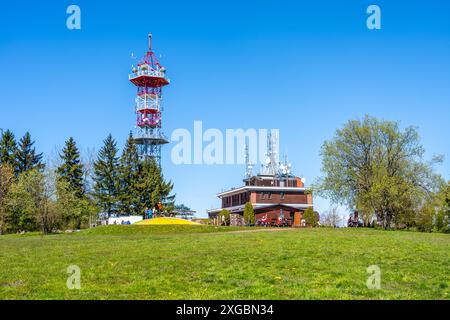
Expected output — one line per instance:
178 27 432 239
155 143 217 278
317 116 443 229
0 164 15 234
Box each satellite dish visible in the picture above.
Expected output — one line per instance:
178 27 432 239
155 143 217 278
301 177 306 184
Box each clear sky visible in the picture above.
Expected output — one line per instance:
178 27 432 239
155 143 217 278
1 0 449 218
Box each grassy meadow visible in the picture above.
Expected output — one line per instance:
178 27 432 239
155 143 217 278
0 225 448 300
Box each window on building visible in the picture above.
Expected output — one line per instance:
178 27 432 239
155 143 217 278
280 192 285 200
268 192 272 199
261 192 265 200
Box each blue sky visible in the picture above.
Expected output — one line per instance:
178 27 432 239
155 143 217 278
1 0 449 218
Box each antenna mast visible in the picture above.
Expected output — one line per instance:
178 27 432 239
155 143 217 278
148 33 152 51
244 144 254 180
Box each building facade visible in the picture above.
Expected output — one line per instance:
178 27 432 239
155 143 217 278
208 133 313 227
208 175 313 227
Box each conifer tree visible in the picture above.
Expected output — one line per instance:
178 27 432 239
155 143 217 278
137 158 157 215
0 130 18 172
57 137 84 198
244 202 255 225
17 132 44 173
135 158 174 215
118 133 141 215
160 175 175 213
93 134 120 217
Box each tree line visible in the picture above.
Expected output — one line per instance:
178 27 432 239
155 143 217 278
0 130 174 234
317 115 449 233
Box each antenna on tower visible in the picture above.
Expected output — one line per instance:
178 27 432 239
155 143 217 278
278 152 292 186
244 143 254 180
148 33 153 51
260 131 279 177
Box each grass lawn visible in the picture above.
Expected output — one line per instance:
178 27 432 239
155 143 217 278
134 217 201 225
0 225 448 300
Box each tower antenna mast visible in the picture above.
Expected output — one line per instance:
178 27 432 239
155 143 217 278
148 33 152 51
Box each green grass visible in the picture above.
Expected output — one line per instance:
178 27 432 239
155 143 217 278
0 226 448 300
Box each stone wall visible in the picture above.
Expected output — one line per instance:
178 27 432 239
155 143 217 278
230 213 245 226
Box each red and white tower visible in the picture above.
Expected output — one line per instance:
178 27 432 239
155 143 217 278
129 33 169 167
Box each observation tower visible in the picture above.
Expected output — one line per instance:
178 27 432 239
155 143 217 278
129 33 170 167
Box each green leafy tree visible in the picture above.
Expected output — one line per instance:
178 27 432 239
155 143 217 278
93 134 120 217
36 169 61 234
243 202 255 225
0 130 18 173
0 164 15 234
303 207 318 227
118 133 141 215
4 170 40 233
317 115 444 229
56 178 96 229
430 181 450 233
1 167 62 235
57 137 84 198
218 209 230 226
17 132 44 173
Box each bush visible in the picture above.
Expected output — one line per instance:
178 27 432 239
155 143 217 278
243 202 254 225
303 207 318 227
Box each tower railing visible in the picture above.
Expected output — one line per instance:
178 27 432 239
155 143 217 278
129 69 169 81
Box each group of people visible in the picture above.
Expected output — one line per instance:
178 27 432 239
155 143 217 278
112 220 131 225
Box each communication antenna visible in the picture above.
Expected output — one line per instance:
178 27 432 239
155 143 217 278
244 144 254 179
262 131 279 176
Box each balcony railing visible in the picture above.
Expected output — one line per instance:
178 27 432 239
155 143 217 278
129 69 167 80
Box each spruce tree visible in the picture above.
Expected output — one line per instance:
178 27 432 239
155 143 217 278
137 157 175 215
57 137 84 198
118 133 141 215
17 132 44 173
0 130 18 172
160 174 175 213
137 158 157 215
93 134 120 217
